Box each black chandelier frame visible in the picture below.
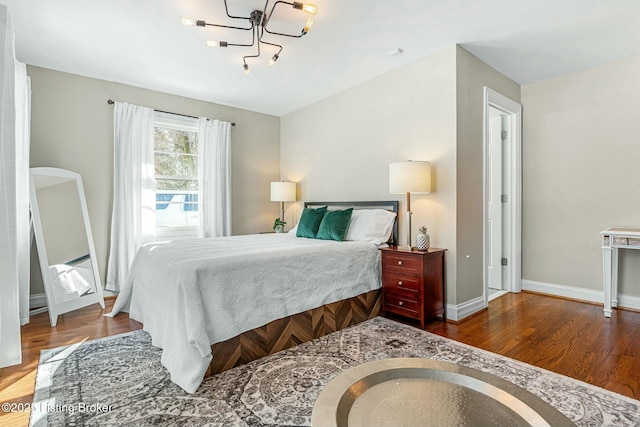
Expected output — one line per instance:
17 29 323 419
187 0 317 74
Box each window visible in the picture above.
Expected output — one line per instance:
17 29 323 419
153 112 199 238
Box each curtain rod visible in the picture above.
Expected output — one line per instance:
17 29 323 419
107 99 236 126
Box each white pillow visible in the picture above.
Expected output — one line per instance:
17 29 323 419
288 210 303 235
345 209 397 244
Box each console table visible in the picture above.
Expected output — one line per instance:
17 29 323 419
600 227 640 317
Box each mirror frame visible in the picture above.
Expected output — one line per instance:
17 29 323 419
29 167 105 326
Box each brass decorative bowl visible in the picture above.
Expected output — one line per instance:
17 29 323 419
312 358 574 427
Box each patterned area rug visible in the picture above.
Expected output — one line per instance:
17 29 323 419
31 317 640 426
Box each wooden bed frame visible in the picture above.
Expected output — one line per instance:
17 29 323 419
205 200 398 376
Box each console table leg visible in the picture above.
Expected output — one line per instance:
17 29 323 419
611 248 619 308
602 246 613 317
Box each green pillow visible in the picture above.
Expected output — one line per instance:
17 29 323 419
316 208 353 241
296 206 327 238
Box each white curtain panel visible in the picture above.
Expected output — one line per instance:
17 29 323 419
0 4 22 368
106 102 155 292
198 118 232 237
15 61 31 325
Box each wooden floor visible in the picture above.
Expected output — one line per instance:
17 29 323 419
426 292 640 399
1 292 639 426
0 297 141 427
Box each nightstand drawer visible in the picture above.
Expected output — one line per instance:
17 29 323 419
382 253 421 273
384 292 421 318
382 272 420 294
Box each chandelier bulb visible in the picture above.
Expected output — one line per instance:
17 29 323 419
181 17 196 26
303 17 314 34
292 2 318 15
268 54 280 67
243 63 250 75
206 40 228 48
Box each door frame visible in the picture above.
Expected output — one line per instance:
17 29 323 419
482 86 522 305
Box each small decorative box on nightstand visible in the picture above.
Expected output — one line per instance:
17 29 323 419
379 247 447 328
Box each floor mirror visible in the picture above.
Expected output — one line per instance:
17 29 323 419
30 167 105 327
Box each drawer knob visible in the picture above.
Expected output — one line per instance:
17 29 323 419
399 301 404 306
397 261 403 265
398 281 403 286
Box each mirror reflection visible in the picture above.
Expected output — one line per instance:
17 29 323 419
34 177 96 302
30 167 104 326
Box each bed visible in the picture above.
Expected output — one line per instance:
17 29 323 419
109 201 398 393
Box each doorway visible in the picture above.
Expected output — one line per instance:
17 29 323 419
483 87 522 304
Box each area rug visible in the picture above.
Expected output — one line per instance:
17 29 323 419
31 317 640 426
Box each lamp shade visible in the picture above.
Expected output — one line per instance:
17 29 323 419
389 161 431 194
270 181 296 202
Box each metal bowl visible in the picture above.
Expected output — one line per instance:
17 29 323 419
311 358 574 427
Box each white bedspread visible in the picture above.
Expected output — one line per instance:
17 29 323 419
49 261 93 303
109 233 382 393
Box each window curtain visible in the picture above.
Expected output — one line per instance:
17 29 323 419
106 102 155 292
0 4 22 367
197 118 232 237
15 61 30 325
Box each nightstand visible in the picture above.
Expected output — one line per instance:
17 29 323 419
379 247 446 328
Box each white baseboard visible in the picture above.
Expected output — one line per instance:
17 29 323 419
30 293 47 309
446 296 486 322
522 280 602 304
522 279 640 312
445 279 640 323
619 294 640 311
488 290 508 302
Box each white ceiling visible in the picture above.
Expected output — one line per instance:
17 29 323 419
3 0 640 116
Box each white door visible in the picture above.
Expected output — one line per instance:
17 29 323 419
500 115 512 293
487 114 503 291
483 87 522 305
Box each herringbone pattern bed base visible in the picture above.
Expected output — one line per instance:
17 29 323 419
205 289 381 376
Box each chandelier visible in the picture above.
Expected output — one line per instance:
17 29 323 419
182 0 318 75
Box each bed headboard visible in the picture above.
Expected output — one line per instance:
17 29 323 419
304 200 399 246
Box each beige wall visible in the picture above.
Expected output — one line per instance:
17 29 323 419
281 45 523 308
281 46 459 304
35 45 634 312
455 46 521 303
522 54 640 295
28 66 281 293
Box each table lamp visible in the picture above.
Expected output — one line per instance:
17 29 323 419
389 161 431 248
270 181 296 222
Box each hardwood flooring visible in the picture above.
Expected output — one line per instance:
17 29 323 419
1 291 639 427
0 297 141 427
426 292 640 399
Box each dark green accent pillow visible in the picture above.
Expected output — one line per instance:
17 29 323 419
316 208 354 241
296 206 327 238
